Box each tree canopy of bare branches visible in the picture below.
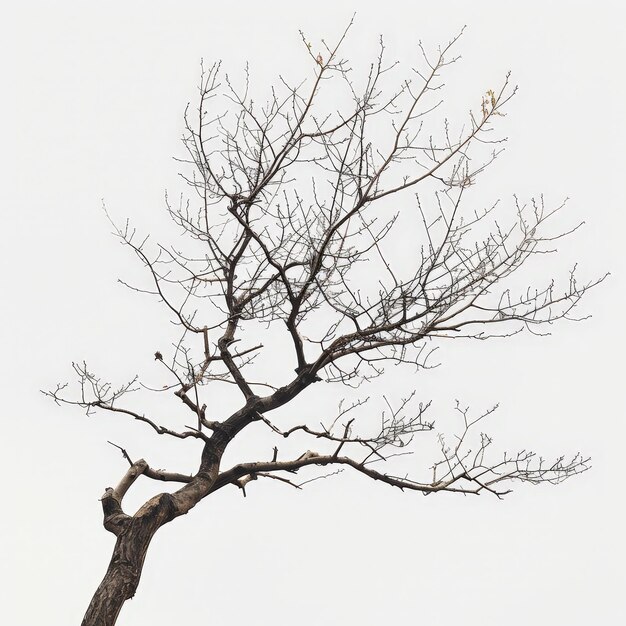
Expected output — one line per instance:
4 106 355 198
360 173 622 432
46 24 604 626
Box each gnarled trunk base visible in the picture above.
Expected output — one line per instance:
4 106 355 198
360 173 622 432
82 494 175 626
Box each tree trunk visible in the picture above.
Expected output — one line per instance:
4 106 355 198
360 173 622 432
82 494 175 626
81 440 224 624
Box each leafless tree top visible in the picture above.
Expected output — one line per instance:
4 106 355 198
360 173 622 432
48 24 604 503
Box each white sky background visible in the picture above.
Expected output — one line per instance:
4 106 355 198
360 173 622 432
1 1 625 624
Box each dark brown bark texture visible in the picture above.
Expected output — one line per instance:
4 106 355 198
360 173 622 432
82 494 177 626
80 396 289 624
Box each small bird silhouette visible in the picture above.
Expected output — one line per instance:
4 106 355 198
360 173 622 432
154 351 163 361
316 53 323 66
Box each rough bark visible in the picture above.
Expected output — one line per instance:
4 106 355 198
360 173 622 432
82 493 176 626
81 442 223 625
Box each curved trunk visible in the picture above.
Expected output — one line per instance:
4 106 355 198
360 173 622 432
80 420 238 624
82 493 176 626
81 521 157 626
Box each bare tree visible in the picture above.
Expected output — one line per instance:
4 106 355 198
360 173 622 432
46 24 604 626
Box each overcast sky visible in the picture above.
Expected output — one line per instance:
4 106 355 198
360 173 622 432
2 1 625 624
